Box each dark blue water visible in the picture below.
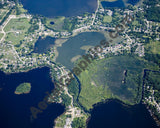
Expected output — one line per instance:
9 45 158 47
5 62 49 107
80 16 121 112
101 0 125 8
127 0 140 5
20 0 97 17
87 100 158 128
0 67 65 128
34 36 56 54
50 21 55 25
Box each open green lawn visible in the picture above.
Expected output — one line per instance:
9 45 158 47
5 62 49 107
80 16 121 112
132 20 139 26
4 18 31 32
144 40 160 66
0 33 4 40
45 16 65 31
4 18 31 46
103 16 112 23
78 55 158 110
5 32 25 44
145 41 160 54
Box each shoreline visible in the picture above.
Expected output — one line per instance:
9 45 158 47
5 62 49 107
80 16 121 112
53 30 109 61
143 102 160 127
14 91 30 95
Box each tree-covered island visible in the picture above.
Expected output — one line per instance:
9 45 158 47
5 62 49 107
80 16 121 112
15 82 31 94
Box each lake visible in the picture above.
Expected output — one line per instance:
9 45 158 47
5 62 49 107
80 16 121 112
127 0 141 5
0 67 65 128
101 0 125 8
20 0 97 18
34 36 56 54
56 32 106 69
87 100 158 128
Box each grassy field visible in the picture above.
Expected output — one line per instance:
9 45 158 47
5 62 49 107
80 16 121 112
77 55 158 110
144 40 160 66
45 16 65 31
145 71 160 90
132 20 139 26
5 32 25 45
103 16 112 23
4 18 30 32
145 41 160 54
0 33 4 40
4 18 31 46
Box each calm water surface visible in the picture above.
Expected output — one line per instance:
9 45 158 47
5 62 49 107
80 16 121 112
34 36 56 54
56 32 106 69
127 0 141 5
101 0 125 8
20 0 97 17
87 100 158 128
0 67 65 128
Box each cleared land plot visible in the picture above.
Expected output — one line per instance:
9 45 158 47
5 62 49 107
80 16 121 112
4 18 31 46
4 18 30 32
145 41 160 54
103 16 112 23
5 32 25 45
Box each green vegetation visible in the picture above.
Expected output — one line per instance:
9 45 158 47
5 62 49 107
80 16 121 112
145 41 160 55
27 17 39 33
4 17 33 51
55 114 68 127
77 55 158 110
144 41 160 66
144 0 160 22
43 16 65 32
132 20 139 26
0 6 14 25
71 117 86 128
103 16 112 23
0 3 9 20
15 82 31 94
145 71 160 91
68 79 79 106
4 18 30 32
0 32 3 39
61 92 72 107
63 17 78 32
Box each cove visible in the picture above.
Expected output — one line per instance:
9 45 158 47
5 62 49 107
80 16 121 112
87 100 158 128
20 0 97 18
34 36 56 54
56 32 106 69
0 67 65 128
